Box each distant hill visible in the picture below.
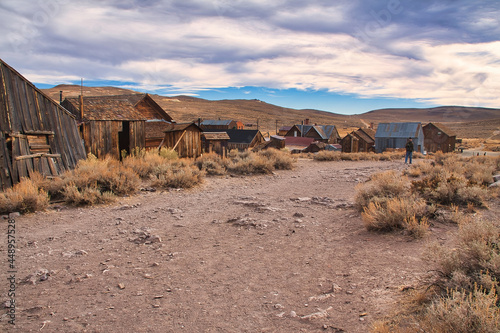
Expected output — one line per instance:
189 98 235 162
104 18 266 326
42 85 500 138
359 106 500 123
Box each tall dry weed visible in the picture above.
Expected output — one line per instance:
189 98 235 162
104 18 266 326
355 171 410 210
0 177 49 214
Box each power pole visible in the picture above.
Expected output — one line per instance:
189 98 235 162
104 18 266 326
275 120 278 135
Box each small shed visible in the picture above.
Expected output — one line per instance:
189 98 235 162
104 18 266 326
354 128 375 152
375 122 424 153
423 123 456 153
0 58 86 189
341 133 359 153
201 131 230 157
342 128 375 153
62 96 146 159
160 123 202 158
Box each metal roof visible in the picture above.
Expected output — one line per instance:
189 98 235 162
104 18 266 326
200 119 235 126
375 122 422 138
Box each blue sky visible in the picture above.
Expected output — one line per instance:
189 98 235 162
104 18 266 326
1 0 500 115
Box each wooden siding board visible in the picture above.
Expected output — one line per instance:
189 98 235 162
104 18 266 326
0 67 11 132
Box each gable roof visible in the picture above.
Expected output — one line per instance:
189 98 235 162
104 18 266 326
424 122 457 137
145 119 173 138
125 94 173 122
63 96 147 121
354 128 375 144
202 132 231 140
290 124 338 140
203 129 262 144
163 122 202 133
375 122 422 138
200 119 235 126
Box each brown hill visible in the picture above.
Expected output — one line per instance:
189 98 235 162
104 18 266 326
43 85 500 138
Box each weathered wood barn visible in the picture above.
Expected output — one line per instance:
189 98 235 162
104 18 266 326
160 123 202 158
62 94 174 157
121 94 174 149
201 132 230 157
285 123 340 144
62 96 146 159
0 58 86 189
375 122 425 153
341 128 375 153
340 133 359 153
423 122 456 153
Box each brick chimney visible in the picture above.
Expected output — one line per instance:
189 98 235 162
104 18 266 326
304 118 310 125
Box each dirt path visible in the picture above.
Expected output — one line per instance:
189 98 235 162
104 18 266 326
1 159 454 332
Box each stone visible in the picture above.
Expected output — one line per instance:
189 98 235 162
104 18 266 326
489 181 500 188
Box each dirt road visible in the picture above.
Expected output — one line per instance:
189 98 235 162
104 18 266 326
1 159 452 332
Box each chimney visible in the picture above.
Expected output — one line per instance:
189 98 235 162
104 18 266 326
59 91 63 104
198 117 201 127
370 122 374 129
79 95 84 120
304 118 310 125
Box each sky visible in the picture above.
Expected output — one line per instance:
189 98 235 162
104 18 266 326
1 0 499 115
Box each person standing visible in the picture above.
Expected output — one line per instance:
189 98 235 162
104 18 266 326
405 138 414 164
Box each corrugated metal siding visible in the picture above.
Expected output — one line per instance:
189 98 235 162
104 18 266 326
375 122 424 153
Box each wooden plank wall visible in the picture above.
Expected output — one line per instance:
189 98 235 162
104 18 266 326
0 60 86 188
83 120 145 159
162 129 201 158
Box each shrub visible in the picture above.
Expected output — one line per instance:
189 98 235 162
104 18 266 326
63 184 115 206
0 177 49 214
194 153 227 175
361 196 428 233
226 153 274 175
258 148 295 170
150 161 204 189
313 151 341 161
416 286 500 333
355 171 410 210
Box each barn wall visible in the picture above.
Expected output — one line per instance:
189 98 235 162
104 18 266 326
163 128 201 158
83 120 145 159
423 124 456 153
0 60 86 188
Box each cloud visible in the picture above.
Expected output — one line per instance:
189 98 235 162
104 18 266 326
1 0 499 108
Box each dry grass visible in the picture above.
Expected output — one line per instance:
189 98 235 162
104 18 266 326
194 153 227 175
0 177 49 214
313 151 342 161
355 171 410 210
361 196 428 235
149 160 205 189
258 148 296 170
123 148 179 178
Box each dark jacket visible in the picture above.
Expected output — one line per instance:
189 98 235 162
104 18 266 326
406 140 414 152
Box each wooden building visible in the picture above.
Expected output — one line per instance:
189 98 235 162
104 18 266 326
201 132 230 157
62 96 146 159
160 123 202 158
423 123 456 153
375 122 424 153
0 58 86 189
341 133 359 153
199 119 243 130
285 124 340 144
122 94 175 149
62 94 174 155
341 128 375 153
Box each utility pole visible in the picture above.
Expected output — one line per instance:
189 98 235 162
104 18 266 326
275 120 278 135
